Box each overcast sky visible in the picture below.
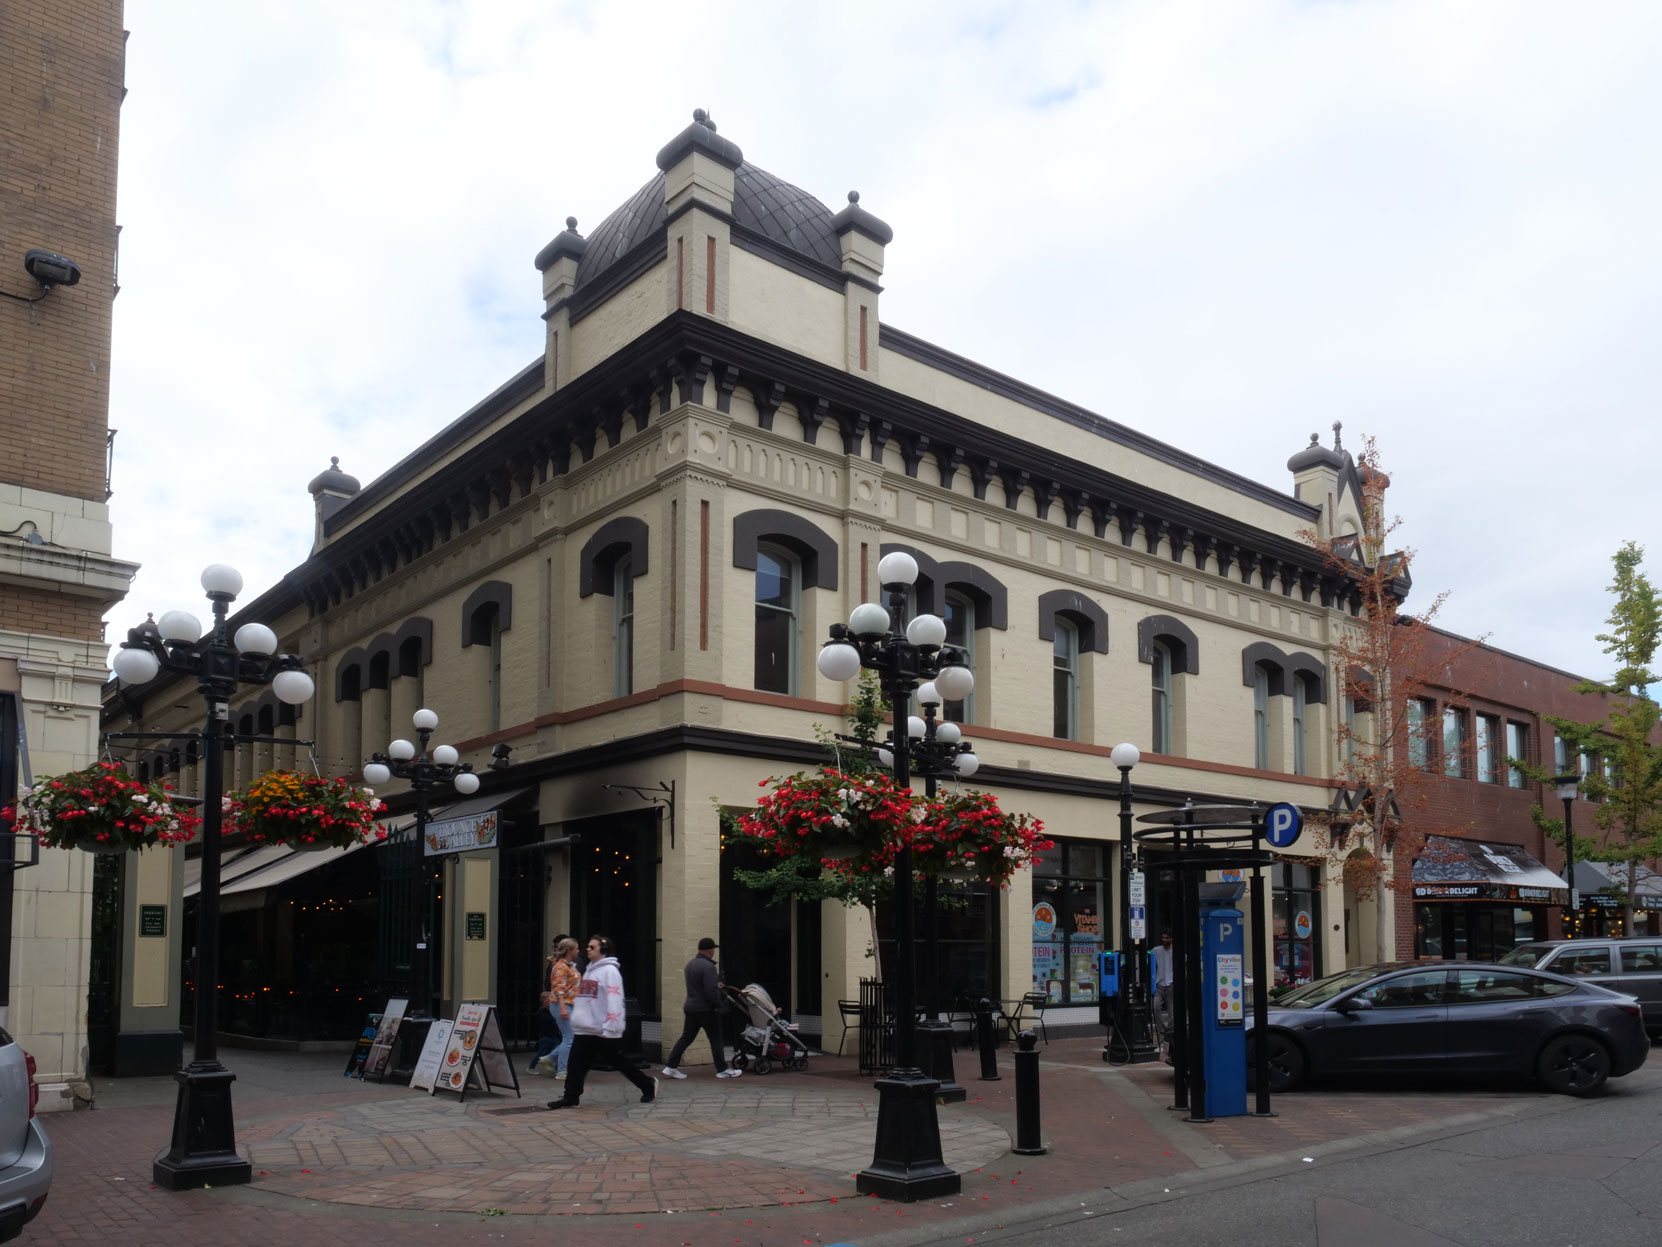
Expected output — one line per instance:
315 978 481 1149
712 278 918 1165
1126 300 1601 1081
107 0 1661 686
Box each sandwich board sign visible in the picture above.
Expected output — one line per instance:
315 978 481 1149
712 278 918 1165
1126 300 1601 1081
409 1019 455 1093
361 997 408 1081
429 1002 520 1099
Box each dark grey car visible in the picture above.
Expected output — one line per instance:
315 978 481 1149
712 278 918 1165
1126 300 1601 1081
0 1030 50 1241
1499 938 1662 1038
1247 962 1651 1097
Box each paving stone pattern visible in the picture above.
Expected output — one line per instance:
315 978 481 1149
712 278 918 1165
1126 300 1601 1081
32 1037 1578 1247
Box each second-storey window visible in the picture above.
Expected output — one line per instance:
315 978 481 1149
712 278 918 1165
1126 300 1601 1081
1506 721 1529 788
1053 620 1079 740
613 556 635 698
943 590 976 723
1253 666 1272 769
1408 697 1434 770
1151 641 1173 754
1476 714 1499 783
754 545 800 695
1443 706 1467 779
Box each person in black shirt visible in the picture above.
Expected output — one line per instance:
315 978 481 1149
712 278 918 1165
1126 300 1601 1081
661 937 740 1080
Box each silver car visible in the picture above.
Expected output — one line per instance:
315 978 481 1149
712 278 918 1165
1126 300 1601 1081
0 1030 50 1241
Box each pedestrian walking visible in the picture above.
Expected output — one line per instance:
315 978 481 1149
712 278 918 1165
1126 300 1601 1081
528 992 559 1072
546 935 658 1109
1152 929 1174 1059
541 933 570 993
548 936 580 1077
661 937 741 1080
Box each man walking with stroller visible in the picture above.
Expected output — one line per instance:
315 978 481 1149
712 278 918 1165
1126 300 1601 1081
662 937 741 1080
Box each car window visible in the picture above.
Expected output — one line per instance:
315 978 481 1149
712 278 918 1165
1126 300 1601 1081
1355 969 1448 1008
1620 944 1662 972
1553 947 1613 975
1452 970 1541 1003
1498 944 1551 968
1274 967 1384 1009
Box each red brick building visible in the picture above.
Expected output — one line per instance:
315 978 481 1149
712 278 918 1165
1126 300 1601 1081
1391 626 1635 960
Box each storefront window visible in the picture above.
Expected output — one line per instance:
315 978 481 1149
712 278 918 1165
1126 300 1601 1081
1030 839 1108 1005
1272 861 1321 988
1414 903 1540 960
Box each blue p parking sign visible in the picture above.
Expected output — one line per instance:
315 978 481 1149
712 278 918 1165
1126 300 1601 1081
1265 801 1303 848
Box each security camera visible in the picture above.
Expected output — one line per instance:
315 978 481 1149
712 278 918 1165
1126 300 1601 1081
23 249 82 291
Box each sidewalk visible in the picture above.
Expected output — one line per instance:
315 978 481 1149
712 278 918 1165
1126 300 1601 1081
38 1036 1574 1246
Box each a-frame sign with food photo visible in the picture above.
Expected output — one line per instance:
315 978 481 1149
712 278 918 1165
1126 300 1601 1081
427 1002 521 1100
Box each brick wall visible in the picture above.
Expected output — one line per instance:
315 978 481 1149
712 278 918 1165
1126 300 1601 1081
0 0 125 503
1389 628 1617 954
2 584 106 642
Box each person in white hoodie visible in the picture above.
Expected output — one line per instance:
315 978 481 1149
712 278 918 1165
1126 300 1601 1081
546 934 658 1109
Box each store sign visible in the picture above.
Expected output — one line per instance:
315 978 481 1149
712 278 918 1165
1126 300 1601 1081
424 808 500 856
139 904 166 937
1032 902 1058 939
1414 882 1567 903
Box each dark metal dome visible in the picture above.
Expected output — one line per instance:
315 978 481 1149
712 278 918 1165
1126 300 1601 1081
573 163 845 291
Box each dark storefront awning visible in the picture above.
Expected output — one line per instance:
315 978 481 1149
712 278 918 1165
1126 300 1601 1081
1411 836 1568 904
1574 860 1662 908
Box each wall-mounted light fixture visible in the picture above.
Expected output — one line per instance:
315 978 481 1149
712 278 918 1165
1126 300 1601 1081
4 249 83 303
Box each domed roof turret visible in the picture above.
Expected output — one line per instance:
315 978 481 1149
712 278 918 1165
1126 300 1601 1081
307 457 360 498
1287 431 1344 473
542 112 865 293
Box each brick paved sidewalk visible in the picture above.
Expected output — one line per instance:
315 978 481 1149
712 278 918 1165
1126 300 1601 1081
33 1036 1571 1247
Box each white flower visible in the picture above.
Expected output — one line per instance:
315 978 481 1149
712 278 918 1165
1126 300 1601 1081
831 814 848 830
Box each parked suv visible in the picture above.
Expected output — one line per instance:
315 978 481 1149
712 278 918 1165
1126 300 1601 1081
1501 938 1662 1038
0 1029 49 1241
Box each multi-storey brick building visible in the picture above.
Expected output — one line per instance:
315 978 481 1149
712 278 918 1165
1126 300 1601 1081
2 0 139 1105
1397 627 1651 958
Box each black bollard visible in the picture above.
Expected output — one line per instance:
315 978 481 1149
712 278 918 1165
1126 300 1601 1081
975 998 1001 1081
1012 1030 1045 1155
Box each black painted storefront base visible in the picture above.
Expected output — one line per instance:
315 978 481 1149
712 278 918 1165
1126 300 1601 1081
114 1028 184 1077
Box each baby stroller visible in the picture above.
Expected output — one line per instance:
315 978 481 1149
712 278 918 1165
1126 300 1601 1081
724 982 812 1074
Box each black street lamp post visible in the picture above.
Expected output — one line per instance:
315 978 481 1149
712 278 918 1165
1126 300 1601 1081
363 709 480 1019
817 550 973 1202
890 683 979 1105
1109 742 1160 1062
112 564 316 1192
1554 773 1580 938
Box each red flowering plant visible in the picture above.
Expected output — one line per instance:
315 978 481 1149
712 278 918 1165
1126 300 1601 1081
1 760 199 852
733 767 917 864
230 770 386 850
907 789 1050 889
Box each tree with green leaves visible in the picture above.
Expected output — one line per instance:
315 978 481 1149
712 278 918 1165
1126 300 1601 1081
1520 542 1662 932
718 671 897 976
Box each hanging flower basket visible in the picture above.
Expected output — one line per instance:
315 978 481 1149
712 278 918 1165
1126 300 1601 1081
1 761 199 854
908 789 1051 890
230 771 386 851
733 767 917 864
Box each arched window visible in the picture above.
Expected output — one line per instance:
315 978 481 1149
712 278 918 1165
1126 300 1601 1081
613 555 635 698
470 601 504 732
943 590 976 723
754 544 800 695
398 635 426 707
1152 641 1173 755
1053 619 1080 740
1292 674 1308 775
1253 664 1272 769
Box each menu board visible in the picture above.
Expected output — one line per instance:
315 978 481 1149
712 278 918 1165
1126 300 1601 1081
426 1003 520 1099
362 997 408 1080
433 1002 489 1095
472 1006 519 1096
409 1019 455 1092
344 1013 381 1078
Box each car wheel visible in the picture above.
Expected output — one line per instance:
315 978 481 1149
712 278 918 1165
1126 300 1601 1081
1537 1034 1611 1096
1250 1032 1306 1093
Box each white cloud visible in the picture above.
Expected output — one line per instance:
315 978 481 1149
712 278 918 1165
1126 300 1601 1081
107 0 1662 680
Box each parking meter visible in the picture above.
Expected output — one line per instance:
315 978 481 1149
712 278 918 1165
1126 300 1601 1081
1199 906 1247 1118
1097 950 1121 1028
